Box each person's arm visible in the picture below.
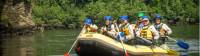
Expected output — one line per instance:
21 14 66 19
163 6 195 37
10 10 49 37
88 24 98 32
136 28 141 37
126 24 134 40
149 26 159 40
91 24 98 30
111 24 116 32
100 26 105 33
130 24 135 36
162 24 172 35
109 24 117 36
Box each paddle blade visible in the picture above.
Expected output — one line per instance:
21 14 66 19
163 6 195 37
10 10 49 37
64 52 70 56
167 49 179 56
125 52 129 56
176 40 189 49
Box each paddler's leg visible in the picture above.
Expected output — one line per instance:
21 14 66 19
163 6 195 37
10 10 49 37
133 37 152 46
125 34 134 40
120 34 134 43
133 37 143 45
107 31 117 39
145 39 153 46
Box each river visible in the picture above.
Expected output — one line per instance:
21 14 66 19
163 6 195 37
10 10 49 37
0 25 199 56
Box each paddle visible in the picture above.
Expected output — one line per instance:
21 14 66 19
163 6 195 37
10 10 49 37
166 36 189 49
114 23 129 56
64 26 85 56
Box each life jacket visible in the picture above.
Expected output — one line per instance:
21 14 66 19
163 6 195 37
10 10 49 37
122 24 131 35
101 24 112 34
140 25 153 40
86 25 97 32
154 23 166 37
104 24 112 31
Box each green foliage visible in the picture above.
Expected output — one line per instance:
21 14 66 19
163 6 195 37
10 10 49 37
32 0 199 27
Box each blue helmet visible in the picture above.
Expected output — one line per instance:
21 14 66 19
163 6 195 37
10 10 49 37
142 16 149 20
120 15 129 20
155 14 161 19
104 16 112 20
84 18 92 25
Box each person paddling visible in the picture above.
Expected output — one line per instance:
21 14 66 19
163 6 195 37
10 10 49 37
135 12 145 30
135 16 159 46
101 16 117 37
83 18 98 33
153 14 172 45
117 15 135 42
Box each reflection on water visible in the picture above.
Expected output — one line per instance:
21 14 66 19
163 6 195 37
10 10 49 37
1 34 35 56
0 29 199 56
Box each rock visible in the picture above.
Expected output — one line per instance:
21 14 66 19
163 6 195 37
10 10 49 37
0 0 35 34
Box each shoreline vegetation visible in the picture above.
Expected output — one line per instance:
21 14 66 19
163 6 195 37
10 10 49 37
31 0 199 27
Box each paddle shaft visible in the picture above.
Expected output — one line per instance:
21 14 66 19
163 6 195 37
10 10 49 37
120 39 127 55
67 38 78 56
66 26 85 56
114 23 128 56
166 36 189 49
166 36 177 42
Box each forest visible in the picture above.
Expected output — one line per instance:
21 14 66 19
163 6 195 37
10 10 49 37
32 0 198 28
